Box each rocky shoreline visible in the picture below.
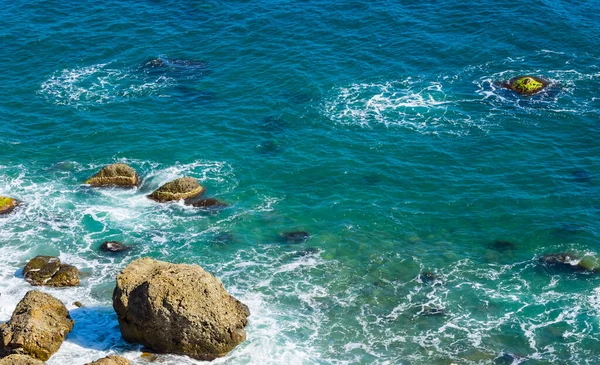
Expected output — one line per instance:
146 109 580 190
0 258 249 364
0 164 250 364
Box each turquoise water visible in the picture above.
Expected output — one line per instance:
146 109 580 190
1 1 600 364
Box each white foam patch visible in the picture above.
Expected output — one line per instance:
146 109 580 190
38 63 175 107
322 79 478 135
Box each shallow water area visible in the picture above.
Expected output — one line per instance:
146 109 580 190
2 0 600 364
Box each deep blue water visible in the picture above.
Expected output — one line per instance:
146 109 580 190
1 1 600 364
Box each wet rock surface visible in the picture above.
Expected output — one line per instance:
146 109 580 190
499 75 550 96
100 241 128 253
0 197 19 215
22 256 79 287
113 258 250 361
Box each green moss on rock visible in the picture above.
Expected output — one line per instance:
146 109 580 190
0 196 19 215
502 75 549 96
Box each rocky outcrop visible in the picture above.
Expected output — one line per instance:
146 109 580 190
0 197 19 215
100 241 128 253
147 177 204 202
500 76 549 96
0 291 73 361
113 258 250 361
85 164 139 187
22 256 79 287
84 355 129 365
0 354 45 365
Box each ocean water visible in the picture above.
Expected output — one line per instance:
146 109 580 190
1 0 600 364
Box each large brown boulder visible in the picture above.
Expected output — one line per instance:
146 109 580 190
84 355 129 365
113 258 250 361
0 354 45 365
0 197 19 215
147 177 204 202
85 164 139 187
0 291 74 361
22 256 79 287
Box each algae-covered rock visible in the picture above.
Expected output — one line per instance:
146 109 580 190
22 256 80 287
85 164 139 187
0 196 19 215
0 290 73 361
148 177 204 202
84 355 130 365
113 258 250 360
500 76 549 96
0 354 45 364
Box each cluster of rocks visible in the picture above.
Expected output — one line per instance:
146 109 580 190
1 163 228 219
86 163 227 209
0 258 250 364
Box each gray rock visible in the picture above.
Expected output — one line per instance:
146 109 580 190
0 291 73 361
113 258 250 360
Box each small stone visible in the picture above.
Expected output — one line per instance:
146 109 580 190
85 163 139 187
140 352 158 362
148 177 204 202
0 196 19 215
74 301 83 308
100 241 128 252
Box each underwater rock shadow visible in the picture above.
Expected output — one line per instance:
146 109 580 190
66 305 132 352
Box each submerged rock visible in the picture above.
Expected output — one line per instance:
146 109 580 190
0 354 45 365
487 240 517 252
572 169 592 183
100 241 128 253
539 253 600 272
187 198 228 209
145 57 208 69
0 291 73 361
499 75 550 96
84 355 130 365
85 163 139 187
280 231 310 244
0 196 19 215
23 256 80 287
113 258 250 361
148 177 204 202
